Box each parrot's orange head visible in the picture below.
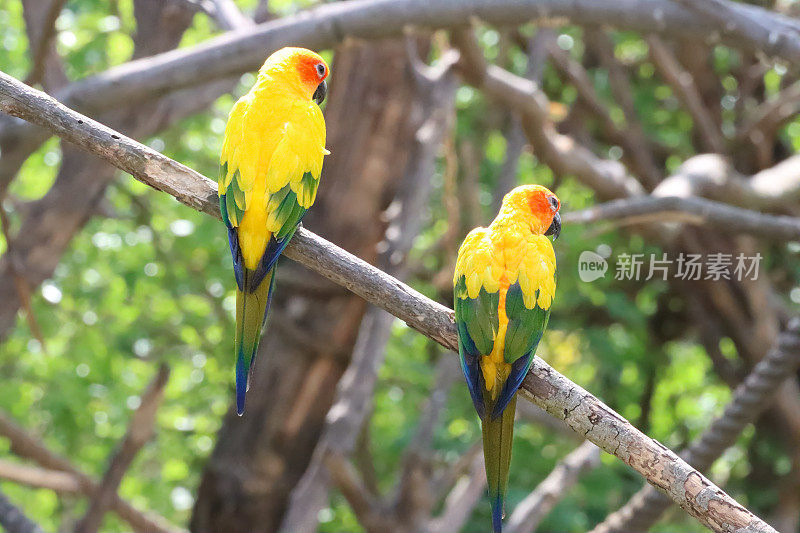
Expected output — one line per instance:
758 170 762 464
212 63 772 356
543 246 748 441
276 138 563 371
259 47 329 105
502 184 561 239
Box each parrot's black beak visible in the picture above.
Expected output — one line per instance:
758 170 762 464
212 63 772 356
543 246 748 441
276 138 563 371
544 212 561 241
313 80 327 105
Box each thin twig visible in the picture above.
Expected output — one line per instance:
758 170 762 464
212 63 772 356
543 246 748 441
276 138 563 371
0 207 46 348
548 41 662 185
22 0 67 89
326 454 388 531
738 80 800 168
587 29 667 177
0 418 179 532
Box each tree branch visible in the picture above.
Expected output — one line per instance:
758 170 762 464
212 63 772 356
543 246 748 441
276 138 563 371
738 80 800 168
0 411 180 533
590 322 800 533
0 69 778 533
0 460 82 494
326 454 388 531
2 0 798 191
427 451 486 533
24 0 800 115
675 0 800 63
207 0 254 30
587 29 668 172
646 35 726 154
493 29 551 213
654 153 800 210
451 28 646 201
21 0 68 89
563 195 800 241
74 364 170 533
506 441 601 533
547 40 662 185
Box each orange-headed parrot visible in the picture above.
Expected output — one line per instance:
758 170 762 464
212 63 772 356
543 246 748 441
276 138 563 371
453 184 561 532
219 47 330 415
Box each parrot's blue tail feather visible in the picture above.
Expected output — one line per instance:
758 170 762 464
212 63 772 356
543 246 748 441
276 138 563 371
233 267 276 416
491 494 503 533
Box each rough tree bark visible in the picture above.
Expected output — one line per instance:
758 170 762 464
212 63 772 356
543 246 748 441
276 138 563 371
190 38 424 533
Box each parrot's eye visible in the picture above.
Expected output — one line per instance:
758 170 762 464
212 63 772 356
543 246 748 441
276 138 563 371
315 63 326 78
548 195 559 212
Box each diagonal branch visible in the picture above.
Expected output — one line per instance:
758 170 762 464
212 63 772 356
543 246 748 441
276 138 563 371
451 28 645 201
547 40 662 186
0 411 180 533
0 460 82 494
74 364 170 533
427 451 486 533
586 29 668 169
21 0 68 89
326 454 389 531
207 0 254 30
590 323 800 533
645 35 725 154
506 441 601 533
0 69 778 533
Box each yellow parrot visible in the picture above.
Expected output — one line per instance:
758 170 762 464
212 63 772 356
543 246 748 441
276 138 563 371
219 47 330 415
453 185 561 531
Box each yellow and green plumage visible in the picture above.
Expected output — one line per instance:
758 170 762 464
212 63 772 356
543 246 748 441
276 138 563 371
219 47 330 415
453 184 561 532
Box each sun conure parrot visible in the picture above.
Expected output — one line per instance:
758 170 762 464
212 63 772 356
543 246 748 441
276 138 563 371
219 47 330 415
453 184 561 532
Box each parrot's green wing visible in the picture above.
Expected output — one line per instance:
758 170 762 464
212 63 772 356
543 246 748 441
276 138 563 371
453 228 501 418
454 275 499 418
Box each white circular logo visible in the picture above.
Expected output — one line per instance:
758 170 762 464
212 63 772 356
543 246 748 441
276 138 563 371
578 251 608 282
